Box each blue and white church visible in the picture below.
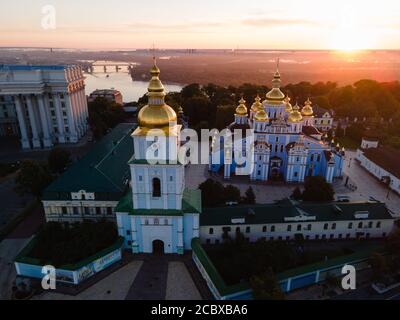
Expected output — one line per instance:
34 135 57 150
210 67 345 183
115 60 201 254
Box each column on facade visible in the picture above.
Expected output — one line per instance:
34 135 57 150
37 94 53 147
14 95 30 149
53 93 65 143
65 92 78 142
79 87 88 131
25 95 41 148
72 90 82 137
78 87 89 130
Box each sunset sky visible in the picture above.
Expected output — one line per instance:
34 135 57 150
1 0 400 50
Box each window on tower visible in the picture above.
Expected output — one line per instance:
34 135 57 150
152 177 161 197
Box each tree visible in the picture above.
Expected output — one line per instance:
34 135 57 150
15 160 54 198
302 176 334 202
198 178 225 207
47 148 71 174
224 184 241 203
250 268 285 300
291 186 302 200
243 186 256 204
88 97 125 138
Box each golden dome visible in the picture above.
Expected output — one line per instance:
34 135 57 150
301 98 314 116
138 105 177 128
265 70 285 104
254 109 269 122
137 60 177 129
288 103 303 123
235 97 248 116
284 96 293 113
251 95 263 112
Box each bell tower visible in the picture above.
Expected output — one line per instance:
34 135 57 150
130 59 184 210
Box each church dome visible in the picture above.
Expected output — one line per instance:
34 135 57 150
138 60 177 129
265 70 285 104
251 95 263 112
254 109 269 122
301 98 314 116
288 103 303 123
138 105 177 128
235 97 248 115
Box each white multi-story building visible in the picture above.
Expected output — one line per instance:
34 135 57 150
0 65 89 149
200 199 394 244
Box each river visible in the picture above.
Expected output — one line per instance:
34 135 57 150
83 61 183 103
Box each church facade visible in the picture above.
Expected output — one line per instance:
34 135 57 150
209 68 345 183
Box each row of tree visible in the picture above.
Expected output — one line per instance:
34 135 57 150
198 178 255 207
136 80 400 136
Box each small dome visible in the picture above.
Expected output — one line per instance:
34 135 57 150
265 70 285 104
235 97 248 116
288 103 303 123
254 109 269 122
301 98 314 116
284 96 293 113
251 95 263 112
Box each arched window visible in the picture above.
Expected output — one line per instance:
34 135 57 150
152 177 161 197
154 218 159 225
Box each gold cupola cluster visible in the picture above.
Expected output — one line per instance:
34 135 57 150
235 97 248 116
265 68 285 104
137 59 177 129
288 102 303 123
301 98 314 116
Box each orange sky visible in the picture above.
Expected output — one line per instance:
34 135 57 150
0 0 399 50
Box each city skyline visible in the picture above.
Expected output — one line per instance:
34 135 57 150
1 0 400 50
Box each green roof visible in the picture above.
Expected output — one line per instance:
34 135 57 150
200 200 393 226
115 187 202 215
43 124 136 201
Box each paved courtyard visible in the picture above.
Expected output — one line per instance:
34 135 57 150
338 150 400 216
32 257 202 300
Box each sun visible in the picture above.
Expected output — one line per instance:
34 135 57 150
330 6 375 52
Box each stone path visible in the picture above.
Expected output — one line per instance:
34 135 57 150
166 261 202 300
125 255 169 300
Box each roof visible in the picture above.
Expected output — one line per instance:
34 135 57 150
115 188 202 215
313 105 331 117
200 200 393 226
43 123 136 201
302 126 321 136
363 146 400 179
0 64 67 71
90 89 122 96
